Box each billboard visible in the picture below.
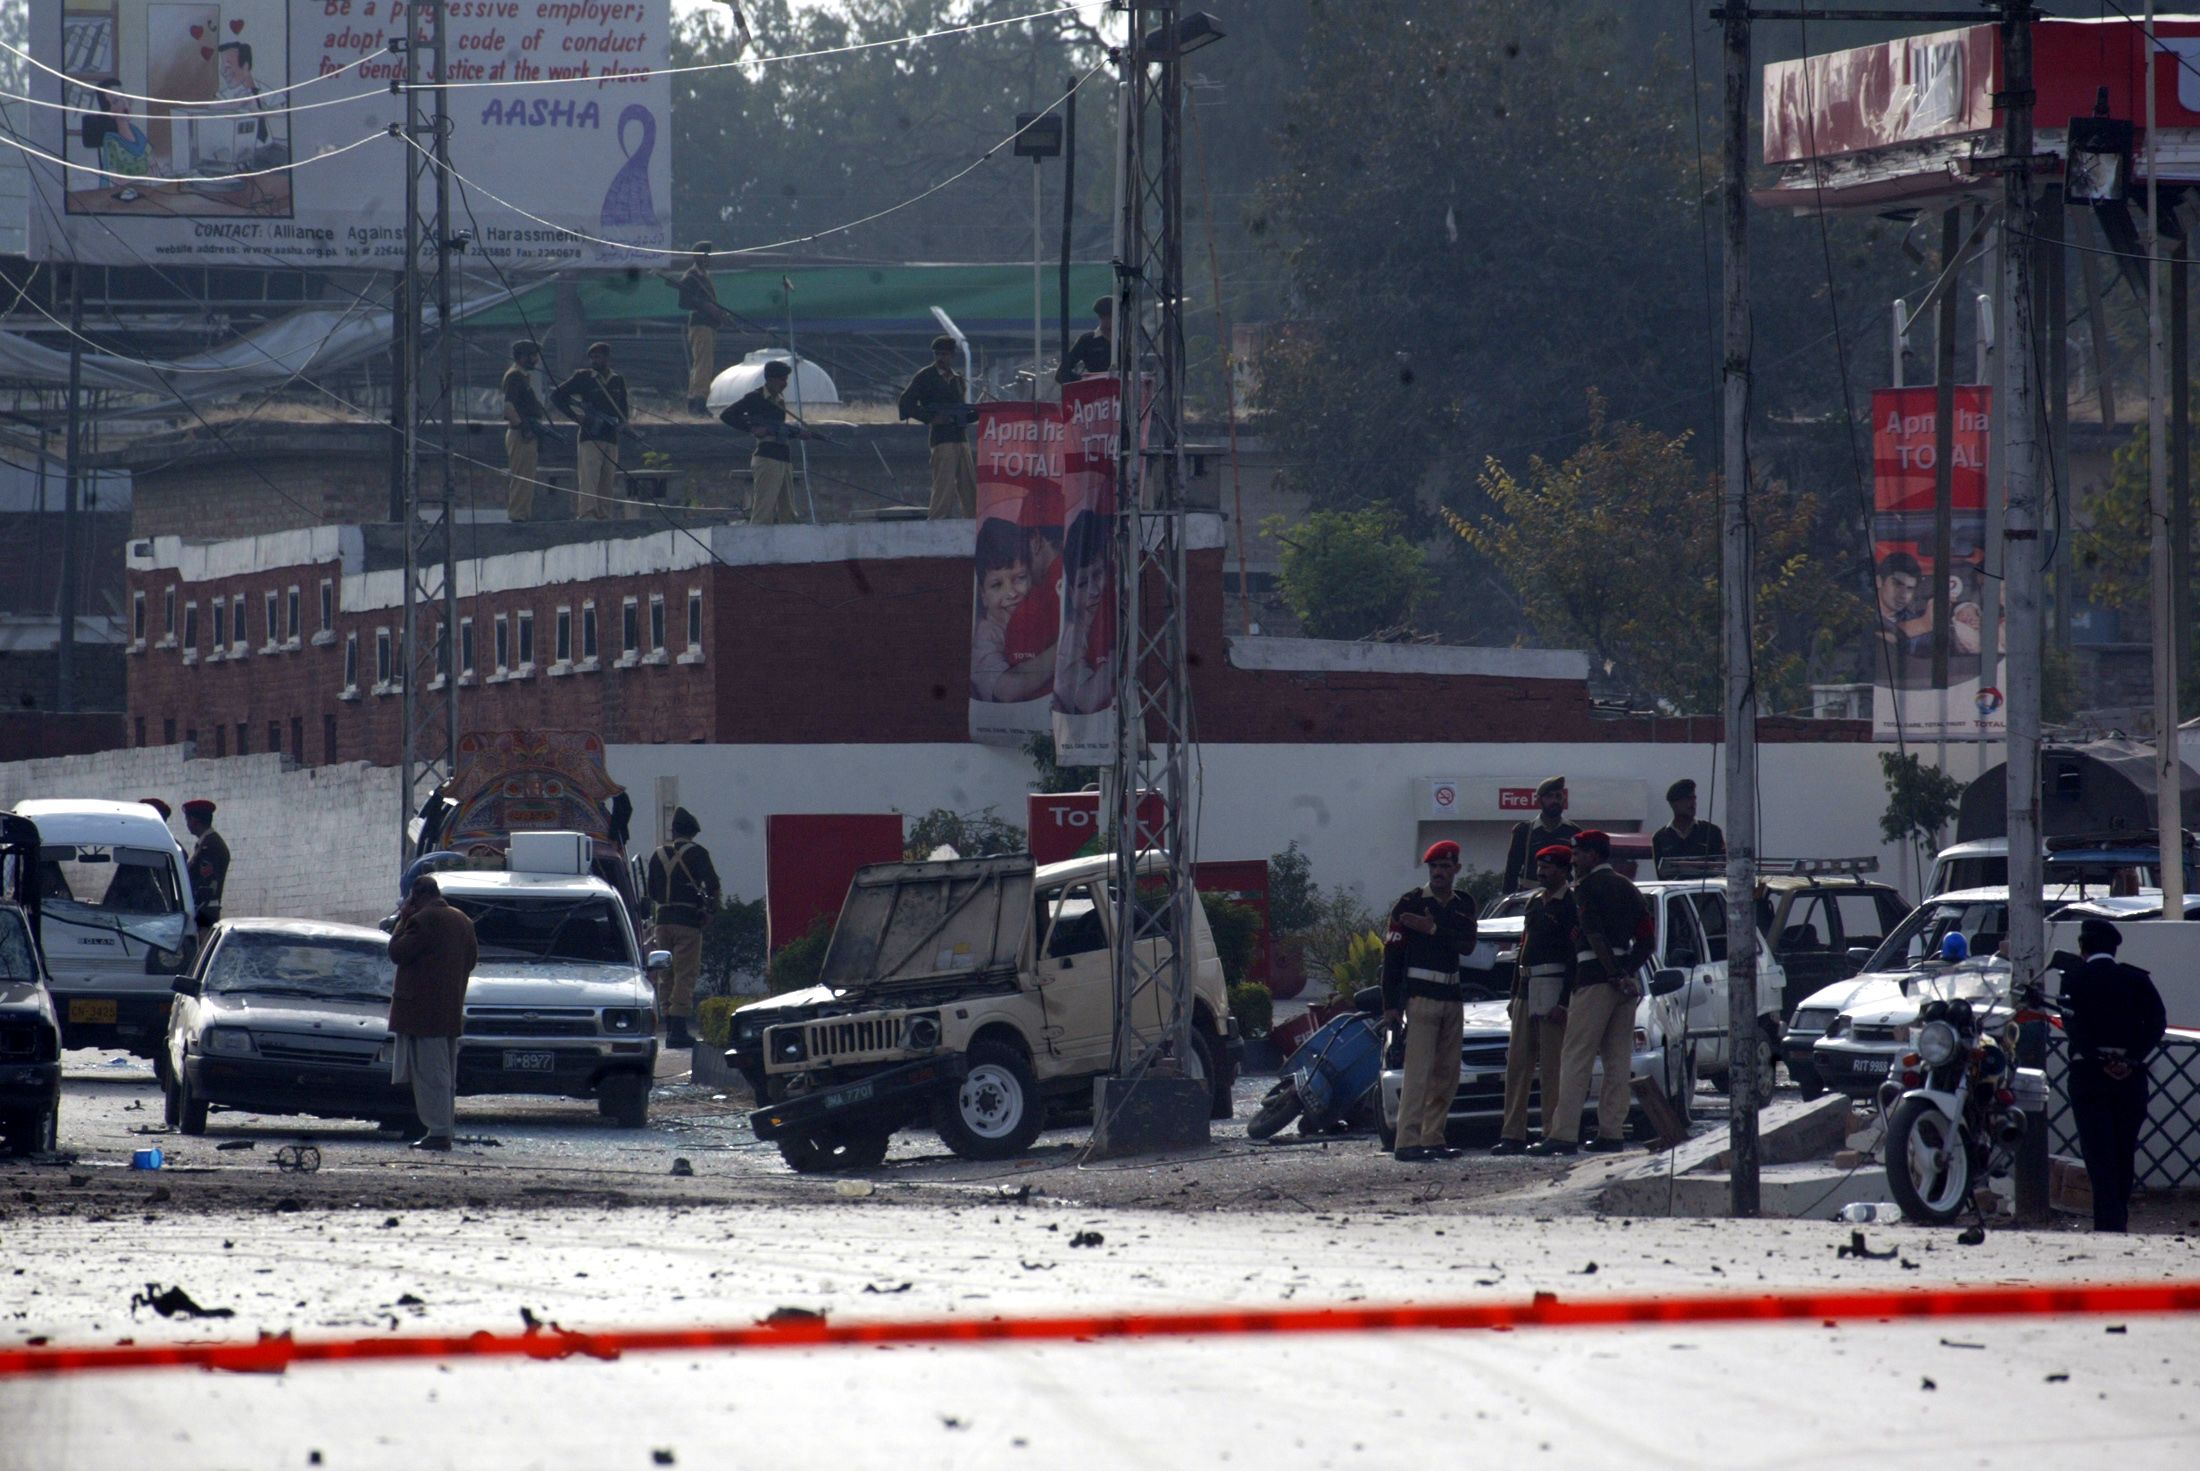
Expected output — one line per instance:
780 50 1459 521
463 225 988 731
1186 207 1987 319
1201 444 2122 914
968 402 1065 745
1868 385 2004 742
1051 375 1120 766
23 0 671 268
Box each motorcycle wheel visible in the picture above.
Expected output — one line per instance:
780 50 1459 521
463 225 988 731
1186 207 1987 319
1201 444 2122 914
1245 1082 1301 1141
1886 1094 1974 1225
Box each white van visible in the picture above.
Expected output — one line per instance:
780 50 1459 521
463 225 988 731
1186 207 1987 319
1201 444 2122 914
14 799 202 1055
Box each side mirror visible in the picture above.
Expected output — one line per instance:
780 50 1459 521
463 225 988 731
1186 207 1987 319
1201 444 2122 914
1649 967 1688 997
646 949 672 973
170 975 201 998
1847 946 1874 964
378 914 397 934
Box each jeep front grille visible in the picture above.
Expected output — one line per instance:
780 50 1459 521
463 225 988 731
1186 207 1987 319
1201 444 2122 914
807 1012 907 1061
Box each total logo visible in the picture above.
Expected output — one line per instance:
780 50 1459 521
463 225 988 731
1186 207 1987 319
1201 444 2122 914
1975 687 2004 719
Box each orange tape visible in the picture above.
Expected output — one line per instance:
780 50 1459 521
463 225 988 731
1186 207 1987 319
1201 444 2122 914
4 1281 2197 1380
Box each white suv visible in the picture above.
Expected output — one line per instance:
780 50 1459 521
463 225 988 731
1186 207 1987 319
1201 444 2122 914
427 870 663 1127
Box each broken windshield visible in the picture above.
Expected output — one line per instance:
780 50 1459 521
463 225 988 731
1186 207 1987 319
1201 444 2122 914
820 856 1034 987
446 895 635 966
207 932 394 1002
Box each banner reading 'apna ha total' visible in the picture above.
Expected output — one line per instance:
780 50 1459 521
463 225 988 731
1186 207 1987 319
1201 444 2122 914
1051 377 1120 767
968 402 1066 745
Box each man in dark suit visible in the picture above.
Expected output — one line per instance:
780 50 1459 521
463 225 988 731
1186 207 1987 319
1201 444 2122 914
2054 917 2168 1231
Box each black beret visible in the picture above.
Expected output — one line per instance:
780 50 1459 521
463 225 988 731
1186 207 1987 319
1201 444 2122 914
1666 778 1697 802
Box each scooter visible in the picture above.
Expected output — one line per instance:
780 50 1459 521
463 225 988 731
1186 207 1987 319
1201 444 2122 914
1247 986 1387 1140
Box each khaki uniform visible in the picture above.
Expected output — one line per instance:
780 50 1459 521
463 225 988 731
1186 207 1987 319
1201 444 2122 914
721 385 802 526
676 265 725 405
1381 884 1478 1153
645 831 720 1028
1545 864 1650 1146
899 362 976 520
928 441 978 519
549 366 629 522
687 325 717 403
1500 885 1574 1143
575 439 619 520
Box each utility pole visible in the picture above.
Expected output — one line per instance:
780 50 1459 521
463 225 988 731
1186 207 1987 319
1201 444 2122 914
2001 1 2047 1019
1093 0 1210 1158
399 0 461 858
57 269 84 714
1718 1 1761 1217
2145 1 2185 914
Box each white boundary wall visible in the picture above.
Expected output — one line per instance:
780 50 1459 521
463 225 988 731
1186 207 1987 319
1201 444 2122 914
0 746 394 925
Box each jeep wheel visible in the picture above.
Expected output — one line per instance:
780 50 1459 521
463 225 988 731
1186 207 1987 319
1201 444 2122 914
597 1072 651 1129
935 1039 1045 1160
162 1074 181 1130
778 1128 893 1174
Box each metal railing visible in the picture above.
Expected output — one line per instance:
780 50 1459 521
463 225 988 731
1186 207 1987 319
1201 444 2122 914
2044 1028 2200 1189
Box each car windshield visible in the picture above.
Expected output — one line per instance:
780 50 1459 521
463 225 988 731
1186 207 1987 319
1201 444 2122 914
206 932 394 1001
1865 900 2007 971
0 911 36 981
447 894 634 965
37 844 182 918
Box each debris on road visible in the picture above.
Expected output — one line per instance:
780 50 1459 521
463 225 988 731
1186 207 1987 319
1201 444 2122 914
216 1140 255 1152
130 1283 236 1320
862 1282 913 1294
1838 1231 1898 1261
761 1306 826 1327
274 1144 321 1174
669 1158 694 1177
1069 1230 1104 1248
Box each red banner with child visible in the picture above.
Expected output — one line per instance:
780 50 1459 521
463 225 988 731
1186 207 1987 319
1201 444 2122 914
968 402 1067 745
1051 377 1120 766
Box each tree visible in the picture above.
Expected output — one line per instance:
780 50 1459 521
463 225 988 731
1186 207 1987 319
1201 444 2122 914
1199 893 1260 986
1265 507 1429 639
700 895 769 997
904 806 1026 860
1266 842 1320 937
1452 395 1860 712
2074 424 2170 618
1878 751 1965 886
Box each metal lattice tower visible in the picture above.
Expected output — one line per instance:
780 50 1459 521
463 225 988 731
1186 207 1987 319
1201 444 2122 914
399 1 461 856
1108 2 1199 1081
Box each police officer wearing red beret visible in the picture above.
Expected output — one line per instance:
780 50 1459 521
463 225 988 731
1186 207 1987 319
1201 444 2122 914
181 799 229 913
1383 841 1479 1162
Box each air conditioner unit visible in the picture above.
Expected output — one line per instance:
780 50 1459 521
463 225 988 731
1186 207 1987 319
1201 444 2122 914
507 830 591 877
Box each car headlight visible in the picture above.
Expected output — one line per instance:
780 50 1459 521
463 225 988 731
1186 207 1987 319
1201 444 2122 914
601 1007 643 1034
201 1028 255 1056
905 1014 941 1050
1916 1019 1958 1067
772 1028 806 1063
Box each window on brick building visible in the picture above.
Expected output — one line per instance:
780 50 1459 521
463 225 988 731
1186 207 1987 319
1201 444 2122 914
211 599 227 651
268 721 280 756
264 591 279 647
581 602 599 662
648 595 665 653
230 595 245 652
621 597 639 657
185 726 197 748
494 614 510 674
183 601 198 652
517 609 535 669
323 714 338 764
289 718 302 762
287 586 301 642
164 586 177 639
434 622 448 680
163 718 176 745
132 590 146 645
214 725 226 757
555 607 572 664
319 579 334 633
686 588 702 651
236 723 249 756
134 717 146 747
460 617 476 676
375 628 392 687
343 633 359 692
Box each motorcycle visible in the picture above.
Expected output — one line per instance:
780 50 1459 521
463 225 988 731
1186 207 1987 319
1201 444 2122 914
1247 987 1386 1141
1876 990 2037 1225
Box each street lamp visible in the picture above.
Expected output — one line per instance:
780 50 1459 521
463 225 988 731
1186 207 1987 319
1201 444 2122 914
1015 111 1065 401
2067 89 2134 205
1141 11 1225 58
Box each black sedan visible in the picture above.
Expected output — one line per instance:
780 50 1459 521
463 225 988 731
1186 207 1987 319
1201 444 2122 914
0 902 61 1156
162 919 414 1135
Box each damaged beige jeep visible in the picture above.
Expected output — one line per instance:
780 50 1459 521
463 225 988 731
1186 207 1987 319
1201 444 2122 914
730 852 1239 1172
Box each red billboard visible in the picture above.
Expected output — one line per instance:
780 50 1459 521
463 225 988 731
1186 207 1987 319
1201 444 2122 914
763 813 905 954
1027 791 1164 867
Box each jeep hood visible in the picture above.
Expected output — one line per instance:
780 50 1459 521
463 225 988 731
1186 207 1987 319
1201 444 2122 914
818 855 1034 990
466 963 651 1008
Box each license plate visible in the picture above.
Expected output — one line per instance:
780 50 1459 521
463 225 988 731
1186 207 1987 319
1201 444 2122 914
825 1080 878 1110
1851 1056 1889 1075
68 999 117 1025
502 1050 556 1072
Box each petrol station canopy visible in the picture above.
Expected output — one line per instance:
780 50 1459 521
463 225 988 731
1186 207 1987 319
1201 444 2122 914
1760 15 2200 215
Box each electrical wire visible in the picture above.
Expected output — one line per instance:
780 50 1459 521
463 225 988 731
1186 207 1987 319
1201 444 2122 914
0 81 392 122
398 62 1108 263
0 124 386 184
413 5 1101 92
0 263 337 375
0 41 391 108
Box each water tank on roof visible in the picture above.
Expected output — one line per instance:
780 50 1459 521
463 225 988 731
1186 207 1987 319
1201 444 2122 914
705 351 841 413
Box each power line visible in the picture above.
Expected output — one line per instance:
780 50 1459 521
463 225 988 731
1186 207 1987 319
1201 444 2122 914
0 81 391 122
0 125 385 185
397 62 1108 263
0 40 390 109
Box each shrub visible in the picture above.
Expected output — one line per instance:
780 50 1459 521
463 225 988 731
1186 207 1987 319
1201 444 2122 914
1228 980 1273 1040
696 993 779 1050
699 895 767 998
1199 892 1261 986
1330 929 1388 996
766 913 836 994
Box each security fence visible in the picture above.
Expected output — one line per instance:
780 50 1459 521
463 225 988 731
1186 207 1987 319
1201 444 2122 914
2044 1028 2200 1190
